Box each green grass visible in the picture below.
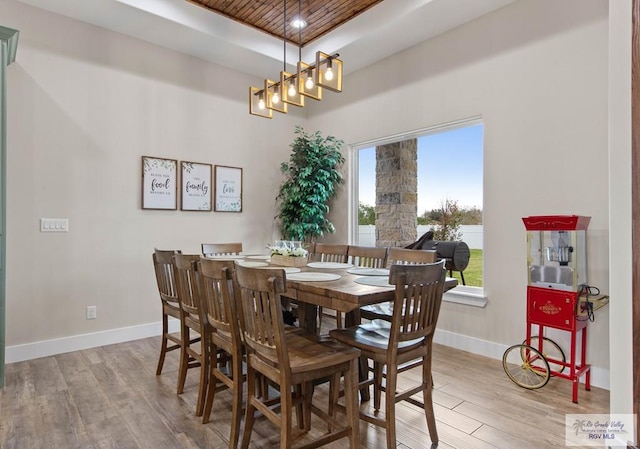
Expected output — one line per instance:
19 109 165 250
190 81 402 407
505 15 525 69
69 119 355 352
447 248 483 287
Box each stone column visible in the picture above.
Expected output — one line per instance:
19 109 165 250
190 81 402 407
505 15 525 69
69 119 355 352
375 139 417 247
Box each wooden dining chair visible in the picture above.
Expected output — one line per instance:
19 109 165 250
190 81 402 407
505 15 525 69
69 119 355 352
201 242 243 257
308 242 349 263
360 247 437 323
309 243 349 330
152 249 191 378
330 261 446 449
233 264 361 449
174 254 209 417
325 245 390 330
386 247 437 267
197 258 243 449
347 245 388 268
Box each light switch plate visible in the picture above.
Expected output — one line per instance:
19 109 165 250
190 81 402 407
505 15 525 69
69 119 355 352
40 218 69 232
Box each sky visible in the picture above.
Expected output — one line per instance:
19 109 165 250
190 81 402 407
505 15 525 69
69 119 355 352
358 124 484 213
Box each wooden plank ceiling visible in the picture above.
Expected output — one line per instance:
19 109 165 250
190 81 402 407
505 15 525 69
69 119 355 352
186 0 384 46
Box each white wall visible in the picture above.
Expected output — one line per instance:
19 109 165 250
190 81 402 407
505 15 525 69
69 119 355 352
2 0 305 353
312 0 612 385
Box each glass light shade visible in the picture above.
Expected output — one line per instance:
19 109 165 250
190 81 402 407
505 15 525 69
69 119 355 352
324 68 334 81
265 79 287 114
305 70 314 89
316 51 342 92
297 61 322 100
281 71 304 107
249 86 272 118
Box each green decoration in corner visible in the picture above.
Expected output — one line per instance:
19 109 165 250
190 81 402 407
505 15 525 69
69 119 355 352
276 126 345 242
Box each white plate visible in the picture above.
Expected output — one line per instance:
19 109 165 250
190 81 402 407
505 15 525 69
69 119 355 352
236 261 268 267
246 255 271 260
357 321 422 347
306 262 353 269
347 267 390 276
359 319 391 338
286 272 342 282
353 276 393 288
206 254 245 260
254 266 301 273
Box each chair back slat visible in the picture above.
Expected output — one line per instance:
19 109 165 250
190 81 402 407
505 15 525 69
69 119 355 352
153 250 181 305
174 254 203 320
387 247 437 267
388 261 446 348
310 243 348 263
234 265 288 366
202 242 243 257
347 245 387 268
198 258 237 335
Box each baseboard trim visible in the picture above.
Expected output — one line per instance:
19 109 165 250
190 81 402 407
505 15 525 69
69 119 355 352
5 320 610 390
5 319 180 363
433 328 610 390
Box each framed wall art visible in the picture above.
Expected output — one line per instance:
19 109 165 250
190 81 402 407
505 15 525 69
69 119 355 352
141 156 177 210
181 161 212 211
214 165 242 212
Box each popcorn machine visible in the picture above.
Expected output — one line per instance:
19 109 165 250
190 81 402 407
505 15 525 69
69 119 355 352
502 215 592 403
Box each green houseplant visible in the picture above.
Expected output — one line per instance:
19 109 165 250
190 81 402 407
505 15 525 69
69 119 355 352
276 126 345 242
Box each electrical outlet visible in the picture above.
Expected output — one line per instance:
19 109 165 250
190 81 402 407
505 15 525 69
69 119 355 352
86 306 97 320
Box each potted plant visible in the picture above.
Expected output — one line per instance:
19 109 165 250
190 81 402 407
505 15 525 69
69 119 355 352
276 126 345 243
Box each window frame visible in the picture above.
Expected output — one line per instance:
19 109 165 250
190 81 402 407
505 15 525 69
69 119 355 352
349 117 487 306
350 116 483 244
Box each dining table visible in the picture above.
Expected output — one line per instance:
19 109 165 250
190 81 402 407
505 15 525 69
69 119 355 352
231 256 459 331
231 256 459 401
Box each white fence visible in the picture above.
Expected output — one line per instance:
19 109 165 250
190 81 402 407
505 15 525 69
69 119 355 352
358 225 483 249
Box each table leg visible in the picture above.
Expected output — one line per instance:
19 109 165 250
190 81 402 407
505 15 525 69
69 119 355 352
296 302 317 334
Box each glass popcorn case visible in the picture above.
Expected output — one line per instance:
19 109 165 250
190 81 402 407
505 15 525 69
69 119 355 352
523 215 590 292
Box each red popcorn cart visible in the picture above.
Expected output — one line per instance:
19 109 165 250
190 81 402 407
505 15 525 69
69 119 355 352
502 215 606 403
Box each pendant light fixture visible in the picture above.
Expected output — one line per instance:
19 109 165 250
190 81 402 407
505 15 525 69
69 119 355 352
249 0 343 118
316 50 343 92
281 0 304 108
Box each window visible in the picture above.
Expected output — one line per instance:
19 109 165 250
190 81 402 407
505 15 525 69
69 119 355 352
354 119 484 288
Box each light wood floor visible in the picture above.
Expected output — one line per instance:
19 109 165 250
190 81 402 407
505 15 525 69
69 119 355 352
0 327 608 449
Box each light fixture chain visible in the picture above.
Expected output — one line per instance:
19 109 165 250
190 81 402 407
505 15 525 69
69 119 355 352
298 0 302 62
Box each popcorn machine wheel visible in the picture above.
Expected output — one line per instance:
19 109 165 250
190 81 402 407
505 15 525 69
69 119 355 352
502 215 594 403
